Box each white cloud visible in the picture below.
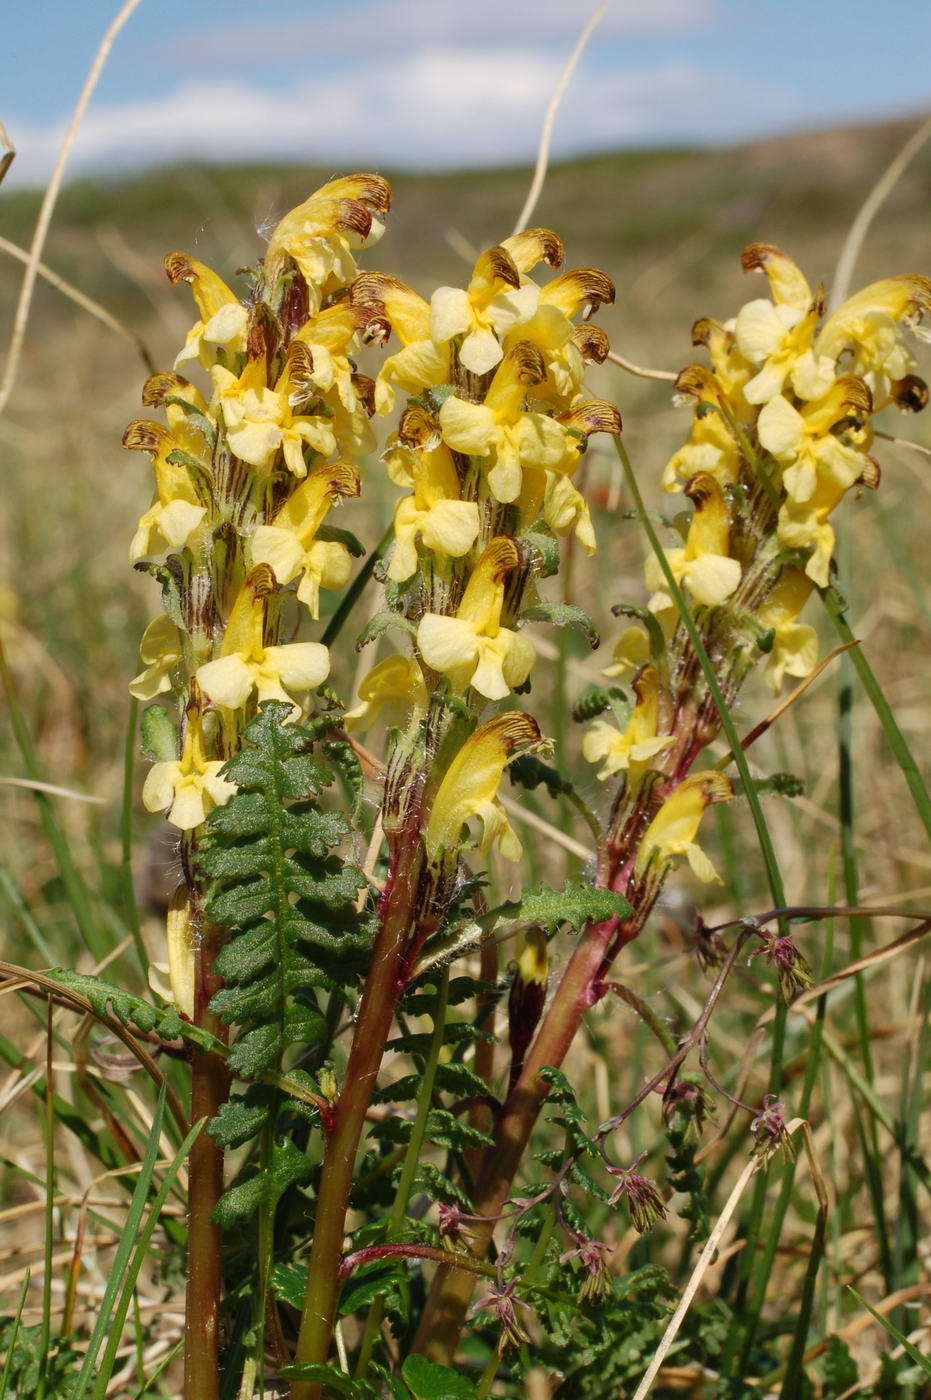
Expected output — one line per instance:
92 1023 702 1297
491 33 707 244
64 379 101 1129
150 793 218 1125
7 49 797 188
156 0 720 67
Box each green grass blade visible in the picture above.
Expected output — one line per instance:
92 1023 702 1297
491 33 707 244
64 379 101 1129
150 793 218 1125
0 1272 31 1397
68 1083 169 1400
847 1286 931 1377
131 1339 184 1399
820 587 931 842
0 642 105 961
89 1117 203 1400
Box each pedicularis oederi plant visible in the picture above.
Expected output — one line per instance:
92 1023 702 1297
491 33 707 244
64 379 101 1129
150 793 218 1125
106 175 930 1396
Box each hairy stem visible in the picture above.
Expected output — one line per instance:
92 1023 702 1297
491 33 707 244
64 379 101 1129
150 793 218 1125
292 830 423 1398
415 909 627 1361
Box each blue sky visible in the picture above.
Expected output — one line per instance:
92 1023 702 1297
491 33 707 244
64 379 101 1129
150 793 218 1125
4 0 931 186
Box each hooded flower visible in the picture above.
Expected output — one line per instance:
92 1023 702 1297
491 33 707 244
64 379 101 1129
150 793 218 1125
343 653 429 732
424 711 542 862
148 887 197 1019
129 615 184 700
264 174 391 306
386 443 480 582
755 568 818 692
439 343 571 503
142 690 236 831
583 665 673 782
735 243 835 404
645 472 741 613
249 461 360 616
636 771 733 883
417 537 535 701
815 274 931 398
196 566 329 716
757 376 872 504
164 252 248 372
662 368 742 492
210 349 336 477
351 272 450 415
431 244 540 375
123 420 207 563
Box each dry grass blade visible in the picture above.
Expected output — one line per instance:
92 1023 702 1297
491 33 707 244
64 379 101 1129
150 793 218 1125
0 0 145 416
512 0 615 234
606 349 678 382
0 775 106 803
831 111 931 308
630 1154 761 1399
0 120 15 187
0 235 155 371
715 642 860 768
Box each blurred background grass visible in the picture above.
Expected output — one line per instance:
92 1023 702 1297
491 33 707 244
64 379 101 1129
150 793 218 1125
2 116 930 1391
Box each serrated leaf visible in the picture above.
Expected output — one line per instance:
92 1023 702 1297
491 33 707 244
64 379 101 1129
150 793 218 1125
212 1173 265 1227
521 601 599 648
355 610 416 650
339 1260 407 1317
486 881 632 936
227 1023 282 1078
401 1355 478 1398
208 1096 270 1148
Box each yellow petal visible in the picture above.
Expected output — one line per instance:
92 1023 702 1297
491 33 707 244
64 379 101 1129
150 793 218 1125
197 655 255 710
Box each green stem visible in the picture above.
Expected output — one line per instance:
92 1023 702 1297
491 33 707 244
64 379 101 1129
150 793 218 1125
354 968 450 1379
292 829 423 1399
820 586 931 842
321 525 392 648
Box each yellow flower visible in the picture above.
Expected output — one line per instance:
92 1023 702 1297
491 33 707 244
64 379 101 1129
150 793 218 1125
690 317 754 414
815 274 931 398
164 252 247 371
129 615 183 700
210 350 336 477
757 376 872 504
343 654 429 732
431 245 539 376
636 771 733 883
250 461 360 616
583 665 674 782
142 372 212 458
148 887 197 1019
264 174 392 306
547 473 596 552
142 692 236 831
387 444 480 582
351 273 450 415
645 472 741 612
507 265 615 403
734 244 834 404
662 367 742 492
776 475 851 588
439 343 570 503
123 420 207 563
196 567 329 715
755 569 818 693
292 301 373 412
602 625 650 680
424 711 542 862
417 537 535 701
